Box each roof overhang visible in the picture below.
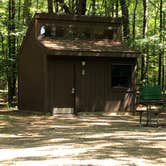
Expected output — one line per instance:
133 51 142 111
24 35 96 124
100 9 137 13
38 39 140 58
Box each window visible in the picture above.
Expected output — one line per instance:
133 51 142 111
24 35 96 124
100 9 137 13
112 64 132 88
39 23 119 40
40 25 52 37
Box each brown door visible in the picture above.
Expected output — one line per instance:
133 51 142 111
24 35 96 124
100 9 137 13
48 57 108 113
48 58 75 113
78 60 107 112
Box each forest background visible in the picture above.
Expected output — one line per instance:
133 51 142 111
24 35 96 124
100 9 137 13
0 0 165 105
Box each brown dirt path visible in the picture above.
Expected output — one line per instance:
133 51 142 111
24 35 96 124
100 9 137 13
0 110 165 166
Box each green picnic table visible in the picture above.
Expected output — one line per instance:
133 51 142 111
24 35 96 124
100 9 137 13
137 85 165 127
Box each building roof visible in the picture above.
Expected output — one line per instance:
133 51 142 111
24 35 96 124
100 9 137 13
35 13 122 24
38 38 139 58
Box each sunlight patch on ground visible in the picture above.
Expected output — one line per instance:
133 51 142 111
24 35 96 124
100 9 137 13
1 142 164 165
0 134 24 138
6 158 127 166
80 131 166 140
0 147 154 166
0 113 165 166
0 145 87 161
48 138 71 143
0 156 160 166
0 133 42 138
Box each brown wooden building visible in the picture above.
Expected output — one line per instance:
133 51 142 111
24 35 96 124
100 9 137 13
18 13 139 113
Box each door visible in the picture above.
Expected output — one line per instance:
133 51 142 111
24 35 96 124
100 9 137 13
48 58 75 113
78 59 107 112
48 57 108 113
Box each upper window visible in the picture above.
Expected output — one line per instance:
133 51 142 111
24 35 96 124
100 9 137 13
112 64 132 88
39 23 120 40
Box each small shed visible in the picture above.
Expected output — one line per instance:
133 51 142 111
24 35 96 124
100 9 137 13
18 13 139 113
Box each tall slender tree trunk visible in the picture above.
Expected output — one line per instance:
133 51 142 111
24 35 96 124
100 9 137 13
36 0 39 11
18 0 21 20
47 0 53 13
158 0 163 86
153 0 159 33
142 0 148 38
162 12 165 89
54 0 59 13
91 0 96 15
141 0 148 82
23 0 32 25
0 32 6 89
76 0 87 15
8 0 16 104
110 0 114 17
132 0 138 40
55 0 70 14
115 0 119 17
0 33 5 57
120 0 130 40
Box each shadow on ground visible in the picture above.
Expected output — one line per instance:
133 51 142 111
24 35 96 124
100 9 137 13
0 110 165 166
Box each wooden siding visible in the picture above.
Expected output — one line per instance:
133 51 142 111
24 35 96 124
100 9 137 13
47 56 136 112
18 36 45 111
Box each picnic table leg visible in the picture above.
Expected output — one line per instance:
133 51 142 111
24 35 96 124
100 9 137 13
146 106 152 126
139 111 143 128
155 111 160 127
149 110 152 126
146 110 150 126
156 113 159 127
146 107 149 126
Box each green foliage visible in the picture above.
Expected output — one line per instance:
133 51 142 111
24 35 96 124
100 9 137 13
0 0 165 91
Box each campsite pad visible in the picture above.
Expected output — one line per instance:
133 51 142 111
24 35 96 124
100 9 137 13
0 110 165 166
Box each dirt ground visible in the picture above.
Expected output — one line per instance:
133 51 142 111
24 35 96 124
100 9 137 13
0 110 165 166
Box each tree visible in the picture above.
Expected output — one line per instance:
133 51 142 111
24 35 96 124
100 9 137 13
47 0 53 13
76 0 87 15
91 0 96 15
54 0 71 14
23 0 32 25
0 0 166 105
140 0 149 82
7 0 16 104
132 0 138 40
115 0 119 17
158 0 163 86
120 0 130 40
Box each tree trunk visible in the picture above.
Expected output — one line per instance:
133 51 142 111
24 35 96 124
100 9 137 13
18 0 21 20
54 0 59 13
111 0 114 17
132 0 138 40
153 0 159 33
158 0 163 86
8 0 16 104
141 0 148 82
47 0 53 13
36 0 39 11
120 0 130 40
0 33 5 57
142 0 148 38
23 0 32 25
76 0 87 15
162 12 165 89
56 0 71 14
91 0 96 15
115 0 119 17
